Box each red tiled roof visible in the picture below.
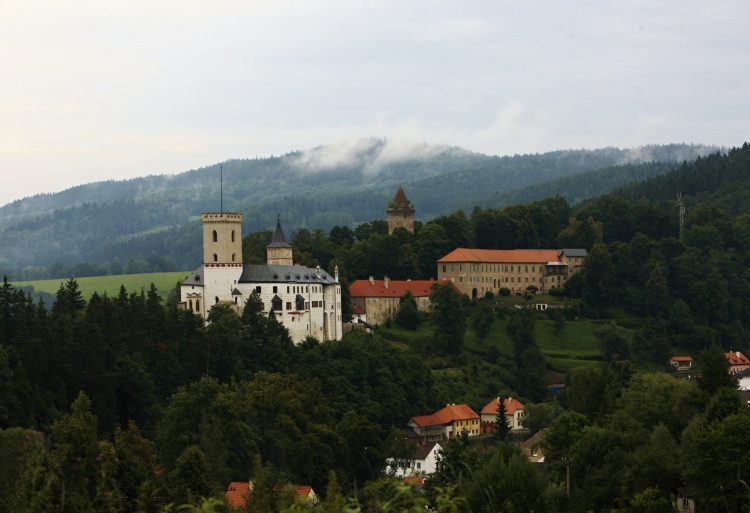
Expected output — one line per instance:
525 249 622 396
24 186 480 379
726 351 750 366
352 304 366 315
349 279 460 298
296 485 312 498
670 356 693 362
481 397 525 416
226 482 251 509
437 248 562 264
411 404 479 427
404 476 424 486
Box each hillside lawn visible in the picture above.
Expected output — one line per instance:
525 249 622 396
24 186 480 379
14 271 191 304
380 312 642 375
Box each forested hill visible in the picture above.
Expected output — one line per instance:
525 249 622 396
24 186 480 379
0 140 714 272
615 143 750 215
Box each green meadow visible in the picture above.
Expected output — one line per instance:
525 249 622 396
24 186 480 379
14 271 192 303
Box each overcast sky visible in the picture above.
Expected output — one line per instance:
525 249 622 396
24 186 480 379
1 0 748 207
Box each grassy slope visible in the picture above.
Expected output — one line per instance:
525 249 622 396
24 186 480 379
14 271 192 303
380 311 636 374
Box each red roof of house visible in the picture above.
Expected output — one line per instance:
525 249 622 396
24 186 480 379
411 404 479 428
670 356 693 362
404 476 425 487
437 248 562 264
225 482 312 508
726 351 750 366
226 482 251 509
481 397 525 416
352 304 366 315
349 279 460 299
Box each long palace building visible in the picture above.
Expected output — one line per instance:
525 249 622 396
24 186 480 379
436 248 586 298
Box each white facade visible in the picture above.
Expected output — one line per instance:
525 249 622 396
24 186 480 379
387 442 442 478
180 213 343 343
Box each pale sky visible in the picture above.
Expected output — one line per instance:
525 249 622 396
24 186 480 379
1 0 748 207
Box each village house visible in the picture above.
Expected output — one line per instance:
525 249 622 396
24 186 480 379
408 404 480 441
225 481 317 509
348 276 460 326
726 351 750 374
180 214 343 343
480 397 526 434
387 441 442 479
669 356 693 371
436 248 586 298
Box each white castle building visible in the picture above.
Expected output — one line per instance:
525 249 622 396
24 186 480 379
180 212 343 343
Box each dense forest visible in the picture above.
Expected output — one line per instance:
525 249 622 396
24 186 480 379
0 141 716 278
1 143 750 512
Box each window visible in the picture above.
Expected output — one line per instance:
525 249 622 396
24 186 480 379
532 266 536 272
188 299 193 310
416 462 421 469
215 296 219 304
525 266 528 272
442 264 446 272
231 230 235 242
271 296 282 311
232 253 236 262
213 254 218 262
451 265 454 272
510 265 514 272
273 286 277 293
196 299 200 311
212 230 218 242
286 302 292 310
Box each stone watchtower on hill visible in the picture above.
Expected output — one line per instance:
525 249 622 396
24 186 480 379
386 185 415 235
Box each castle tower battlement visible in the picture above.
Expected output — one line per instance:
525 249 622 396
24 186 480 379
202 212 243 265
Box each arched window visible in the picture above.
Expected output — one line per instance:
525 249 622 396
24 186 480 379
231 230 235 242
213 254 218 262
213 230 218 242
196 299 200 311
215 296 219 304
188 299 193 310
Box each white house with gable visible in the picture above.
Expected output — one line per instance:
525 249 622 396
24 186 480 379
180 213 343 343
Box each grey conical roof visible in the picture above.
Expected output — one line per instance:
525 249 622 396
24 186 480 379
268 218 292 248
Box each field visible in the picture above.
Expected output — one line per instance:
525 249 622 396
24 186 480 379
14 271 192 303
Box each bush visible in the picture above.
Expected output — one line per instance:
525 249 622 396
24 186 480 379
549 287 565 297
498 287 511 297
526 285 539 293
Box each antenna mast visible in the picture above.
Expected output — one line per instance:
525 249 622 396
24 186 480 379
677 192 685 240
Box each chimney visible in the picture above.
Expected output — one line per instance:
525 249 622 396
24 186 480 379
384 276 389 289
369 276 374 285
737 351 741 358
334 265 339 282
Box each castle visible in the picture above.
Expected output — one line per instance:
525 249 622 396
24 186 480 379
180 213 343 343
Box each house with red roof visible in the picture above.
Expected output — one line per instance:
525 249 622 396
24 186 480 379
726 351 750 375
669 356 693 371
225 481 317 509
407 404 480 441
436 248 586 298
349 276 460 326
480 397 526 434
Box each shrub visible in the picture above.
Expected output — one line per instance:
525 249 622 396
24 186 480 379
498 287 511 297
